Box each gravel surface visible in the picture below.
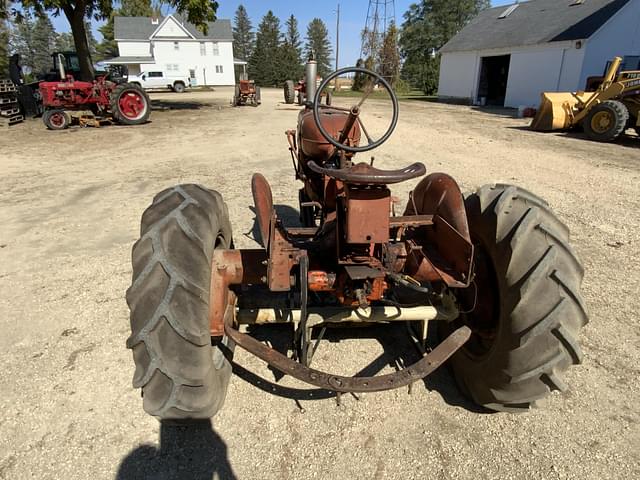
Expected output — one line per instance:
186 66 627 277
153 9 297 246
0 87 638 480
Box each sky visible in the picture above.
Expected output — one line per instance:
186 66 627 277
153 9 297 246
47 0 514 67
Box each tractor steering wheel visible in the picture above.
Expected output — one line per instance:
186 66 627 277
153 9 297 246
312 67 399 153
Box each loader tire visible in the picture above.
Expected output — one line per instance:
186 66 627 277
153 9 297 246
111 83 150 125
284 80 295 104
583 100 628 142
126 185 235 420
441 184 588 412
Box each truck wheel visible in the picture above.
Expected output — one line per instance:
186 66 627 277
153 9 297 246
173 81 186 93
441 184 588 412
126 184 235 420
42 109 70 130
284 80 295 104
111 83 150 125
583 100 629 142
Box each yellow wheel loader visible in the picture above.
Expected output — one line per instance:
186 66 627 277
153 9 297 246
531 57 640 142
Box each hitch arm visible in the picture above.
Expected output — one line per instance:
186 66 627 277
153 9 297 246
225 321 471 393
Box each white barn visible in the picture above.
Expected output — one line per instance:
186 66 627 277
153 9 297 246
105 14 238 86
437 0 640 108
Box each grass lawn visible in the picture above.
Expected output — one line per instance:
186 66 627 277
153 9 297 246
332 89 437 102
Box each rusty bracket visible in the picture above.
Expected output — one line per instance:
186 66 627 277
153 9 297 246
224 319 471 393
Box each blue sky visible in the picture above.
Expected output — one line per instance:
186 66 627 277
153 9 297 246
48 0 513 66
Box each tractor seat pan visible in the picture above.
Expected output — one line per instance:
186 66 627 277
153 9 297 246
307 161 426 185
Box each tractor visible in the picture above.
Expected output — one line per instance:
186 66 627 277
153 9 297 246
233 79 261 107
39 54 150 130
531 56 640 142
284 68 332 106
126 59 587 421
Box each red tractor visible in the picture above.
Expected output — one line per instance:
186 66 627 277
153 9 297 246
284 68 332 106
127 61 587 421
39 55 150 130
233 79 261 107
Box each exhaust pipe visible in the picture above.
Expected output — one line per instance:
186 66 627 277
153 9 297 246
305 59 318 104
57 53 66 80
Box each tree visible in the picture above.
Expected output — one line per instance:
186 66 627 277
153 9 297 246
232 4 254 61
279 14 303 81
55 32 75 51
399 0 490 94
304 18 332 78
379 21 400 87
248 10 282 86
8 0 220 81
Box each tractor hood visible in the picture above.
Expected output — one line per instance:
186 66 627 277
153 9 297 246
298 108 361 161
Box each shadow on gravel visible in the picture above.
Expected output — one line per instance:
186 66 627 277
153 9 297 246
244 204 302 244
507 126 640 148
233 323 491 414
151 100 216 111
116 420 236 480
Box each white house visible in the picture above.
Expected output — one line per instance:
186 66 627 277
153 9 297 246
104 14 241 86
437 0 640 108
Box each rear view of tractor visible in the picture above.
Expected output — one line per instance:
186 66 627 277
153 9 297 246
126 58 588 422
531 56 640 142
38 54 150 130
233 79 261 107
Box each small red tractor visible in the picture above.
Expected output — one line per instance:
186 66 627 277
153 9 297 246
284 72 332 106
127 60 587 421
39 54 150 130
233 79 261 107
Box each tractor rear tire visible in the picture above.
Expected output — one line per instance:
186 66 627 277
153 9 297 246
284 80 295 104
441 184 588 412
126 184 235 420
111 83 150 125
43 109 70 130
325 90 332 106
234 85 241 106
583 100 629 142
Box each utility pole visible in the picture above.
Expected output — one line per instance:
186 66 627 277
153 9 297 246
334 3 340 89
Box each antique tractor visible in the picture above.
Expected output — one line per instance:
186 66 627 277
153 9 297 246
127 61 587 420
233 79 261 107
284 64 332 106
39 55 150 130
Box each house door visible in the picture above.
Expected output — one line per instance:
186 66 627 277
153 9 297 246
189 69 197 87
477 55 511 106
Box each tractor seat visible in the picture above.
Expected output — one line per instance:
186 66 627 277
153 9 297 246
307 161 426 185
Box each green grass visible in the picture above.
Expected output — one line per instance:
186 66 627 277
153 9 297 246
332 89 437 102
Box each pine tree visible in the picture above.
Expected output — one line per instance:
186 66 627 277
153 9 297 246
379 21 400 87
31 15 57 74
232 4 254 61
279 14 303 81
0 19 9 77
55 32 75 51
304 18 332 78
399 0 489 94
248 11 282 86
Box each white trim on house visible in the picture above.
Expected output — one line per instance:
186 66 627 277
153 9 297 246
149 16 195 40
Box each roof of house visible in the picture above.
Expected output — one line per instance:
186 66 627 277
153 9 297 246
114 14 233 41
440 0 631 53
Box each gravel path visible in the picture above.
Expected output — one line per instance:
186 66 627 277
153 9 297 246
0 88 638 480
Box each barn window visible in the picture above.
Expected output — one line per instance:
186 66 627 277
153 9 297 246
498 4 519 18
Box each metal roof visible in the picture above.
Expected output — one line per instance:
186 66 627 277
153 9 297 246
440 0 631 53
114 14 233 41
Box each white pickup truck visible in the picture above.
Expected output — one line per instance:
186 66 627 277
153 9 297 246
127 71 190 93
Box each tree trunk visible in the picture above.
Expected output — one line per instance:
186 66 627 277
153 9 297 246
64 3 95 81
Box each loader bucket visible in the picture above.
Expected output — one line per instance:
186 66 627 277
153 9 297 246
530 92 581 131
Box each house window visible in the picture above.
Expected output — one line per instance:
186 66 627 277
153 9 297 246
173 41 179 51
200 42 206 56
212 42 219 56
215 65 224 74
166 64 179 72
